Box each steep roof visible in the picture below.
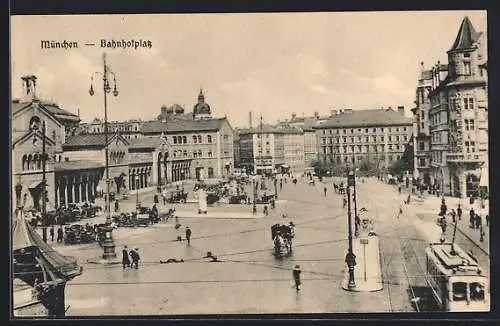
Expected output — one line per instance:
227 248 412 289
11 100 80 122
313 109 412 129
142 117 227 134
449 16 481 52
62 133 128 148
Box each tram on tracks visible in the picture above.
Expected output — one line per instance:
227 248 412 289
425 242 489 312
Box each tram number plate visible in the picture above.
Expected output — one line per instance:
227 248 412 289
360 239 369 245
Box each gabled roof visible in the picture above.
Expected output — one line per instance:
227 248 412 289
313 109 412 129
12 99 80 122
12 130 57 149
449 16 481 52
62 133 129 149
142 117 228 134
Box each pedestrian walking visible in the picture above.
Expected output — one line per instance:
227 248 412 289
185 226 192 245
406 194 411 204
122 245 131 269
129 248 140 269
486 214 489 227
398 185 402 194
469 208 475 228
457 204 462 220
293 265 301 292
50 225 55 242
480 226 485 242
450 209 456 223
114 200 119 213
324 186 327 197
279 180 283 191
440 199 447 216
342 197 347 208
57 227 64 243
476 214 482 229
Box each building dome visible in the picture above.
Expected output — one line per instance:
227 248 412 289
172 103 185 114
193 88 211 116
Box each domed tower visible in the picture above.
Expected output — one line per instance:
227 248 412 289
172 103 185 115
192 88 212 120
157 104 173 122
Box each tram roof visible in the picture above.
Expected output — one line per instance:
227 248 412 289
427 243 484 277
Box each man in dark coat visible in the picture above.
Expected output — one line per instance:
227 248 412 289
57 227 64 243
293 265 301 292
457 204 462 220
185 226 192 245
129 248 140 269
122 245 131 269
114 200 119 213
50 226 55 242
469 208 475 228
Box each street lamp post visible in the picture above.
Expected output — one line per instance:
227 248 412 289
135 175 140 208
253 180 257 214
353 169 359 237
344 170 357 291
89 52 119 260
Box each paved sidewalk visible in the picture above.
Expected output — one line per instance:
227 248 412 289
342 235 383 292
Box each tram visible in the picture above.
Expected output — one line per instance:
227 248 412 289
425 242 489 312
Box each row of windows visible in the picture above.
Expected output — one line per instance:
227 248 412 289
322 144 405 153
173 135 213 144
321 135 408 144
171 149 214 158
324 154 400 164
321 126 409 135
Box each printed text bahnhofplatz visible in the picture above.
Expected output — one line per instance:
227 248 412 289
101 39 153 50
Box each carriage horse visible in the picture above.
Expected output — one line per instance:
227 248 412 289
271 223 295 257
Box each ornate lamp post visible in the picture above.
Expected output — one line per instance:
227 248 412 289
343 170 357 291
89 52 119 261
353 168 359 237
135 175 140 209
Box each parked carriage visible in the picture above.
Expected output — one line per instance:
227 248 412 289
166 190 188 203
271 223 295 257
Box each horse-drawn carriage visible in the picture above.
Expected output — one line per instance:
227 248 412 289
271 223 295 257
166 190 188 203
256 193 276 204
333 182 345 195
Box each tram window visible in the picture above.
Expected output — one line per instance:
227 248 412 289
470 282 485 301
452 282 467 301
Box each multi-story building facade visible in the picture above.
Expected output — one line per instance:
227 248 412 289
280 126 305 173
141 117 234 181
426 16 488 198
238 125 283 175
238 124 306 174
302 128 317 167
314 107 413 170
79 118 144 140
411 63 437 185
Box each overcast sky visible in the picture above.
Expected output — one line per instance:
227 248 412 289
11 11 487 127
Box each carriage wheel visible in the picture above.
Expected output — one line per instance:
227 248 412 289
240 198 247 205
179 198 186 203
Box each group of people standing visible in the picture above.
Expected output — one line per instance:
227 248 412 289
122 245 141 269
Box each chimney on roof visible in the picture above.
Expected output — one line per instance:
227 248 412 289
291 112 297 120
314 111 319 119
330 109 338 117
397 106 405 115
21 75 38 101
249 111 253 128
77 108 80 117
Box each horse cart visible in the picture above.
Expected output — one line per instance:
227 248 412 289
271 223 295 257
